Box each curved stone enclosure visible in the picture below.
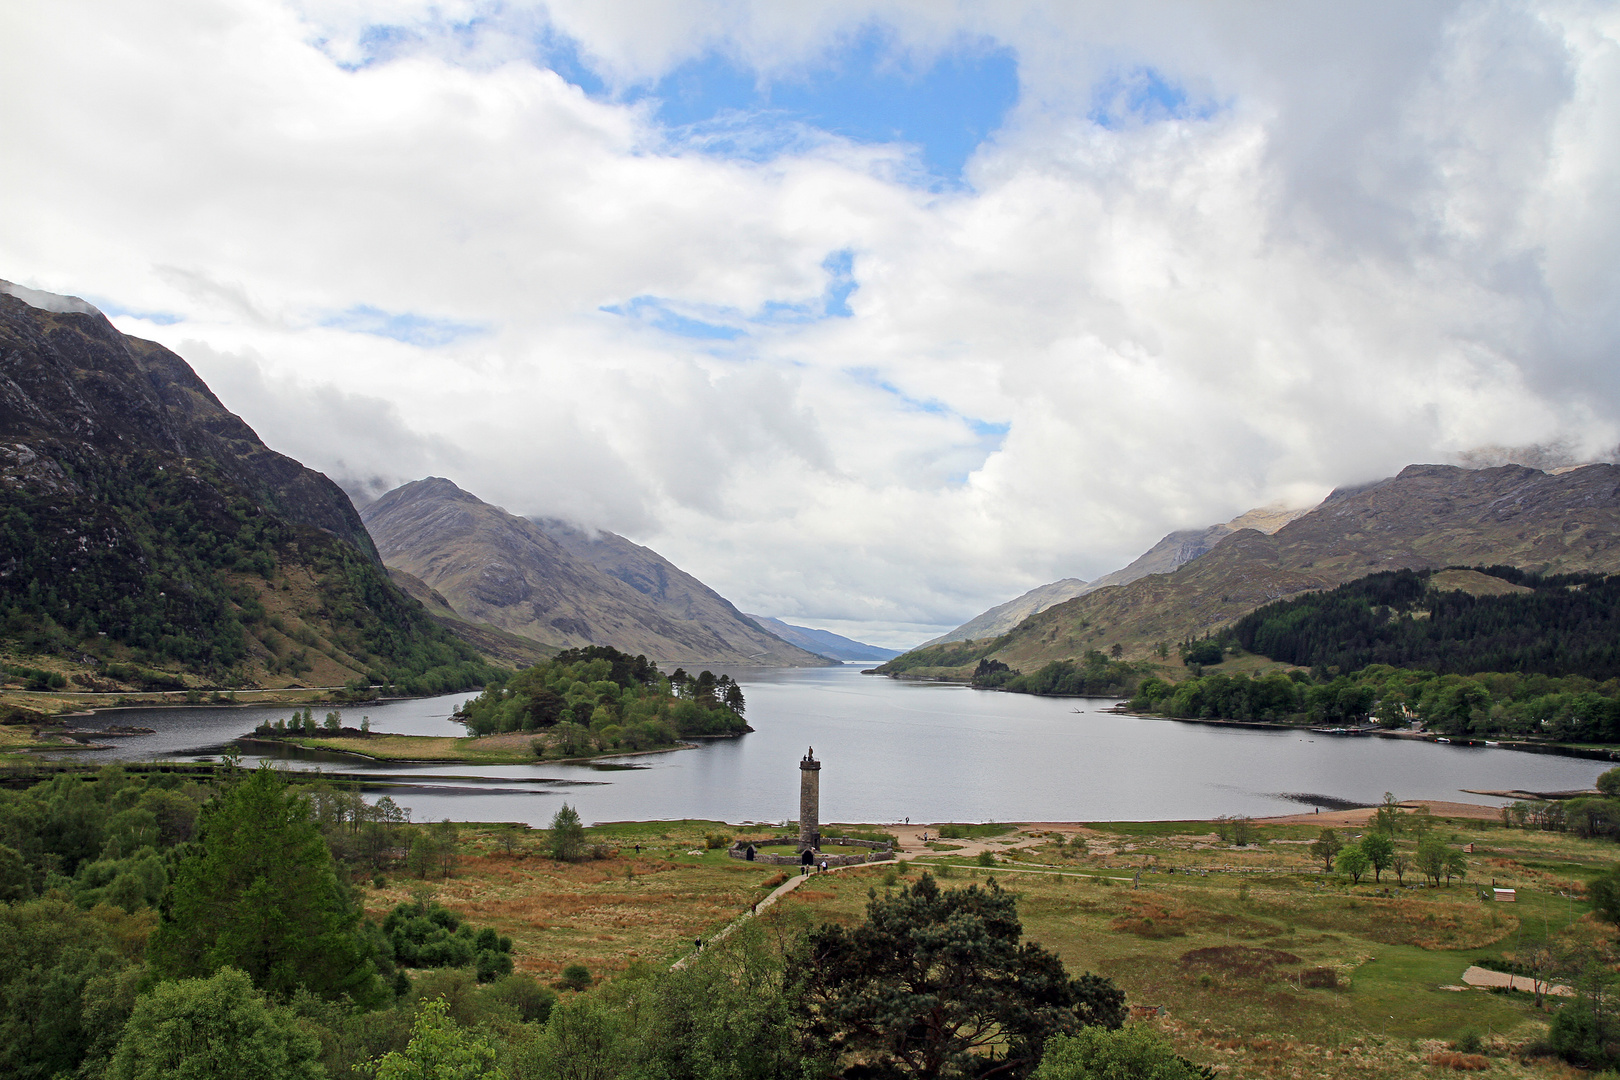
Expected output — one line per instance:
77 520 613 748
729 836 895 867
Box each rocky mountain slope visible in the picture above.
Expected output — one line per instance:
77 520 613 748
1077 504 1309 598
881 463 1620 677
928 506 1309 648
0 281 492 691
923 579 1089 647
744 615 900 661
361 478 829 666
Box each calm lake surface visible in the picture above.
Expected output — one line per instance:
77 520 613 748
59 664 1609 826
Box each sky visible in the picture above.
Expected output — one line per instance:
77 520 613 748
2 1 1618 649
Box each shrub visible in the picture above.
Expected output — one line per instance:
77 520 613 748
475 949 513 983
976 851 996 867
484 975 556 1024
704 833 731 850
559 963 592 992
1300 967 1339 989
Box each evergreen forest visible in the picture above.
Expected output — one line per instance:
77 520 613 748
1231 567 1620 678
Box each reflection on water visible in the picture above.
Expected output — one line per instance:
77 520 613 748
48 665 1610 826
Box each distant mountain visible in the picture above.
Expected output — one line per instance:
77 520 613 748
926 505 1308 647
360 478 830 667
744 616 900 661
1077 504 1309 597
878 463 1620 678
924 579 1090 647
0 281 493 691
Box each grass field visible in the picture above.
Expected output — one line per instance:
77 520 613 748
366 819 787 982
409 811 1620 1078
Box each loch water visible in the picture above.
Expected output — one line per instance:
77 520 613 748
57 664 1609 827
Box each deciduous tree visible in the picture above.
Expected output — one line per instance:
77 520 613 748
107 968 322 1080
1310 829 1342 871
1360 833 1395 883
1336 845 1370 884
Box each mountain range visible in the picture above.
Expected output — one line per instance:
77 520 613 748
360 478 829 667
0 281 490 691
880 462 1620 678
743 615 899 661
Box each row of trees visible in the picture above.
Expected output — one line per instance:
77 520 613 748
456 646 750 752
1304 795 1470 885
1129 662 1620 741
971 651 1152 697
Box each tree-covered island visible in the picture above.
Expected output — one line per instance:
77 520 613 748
249 646 751 763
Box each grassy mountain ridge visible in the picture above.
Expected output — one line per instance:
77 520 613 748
0 285 497 692
878 463 1620 680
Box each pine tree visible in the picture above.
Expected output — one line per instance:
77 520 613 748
149 766 384 1005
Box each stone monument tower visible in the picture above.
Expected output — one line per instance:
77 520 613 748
799 746 820 852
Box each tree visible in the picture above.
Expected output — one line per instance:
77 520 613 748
522 991 629 1080
549 804 586 863
1599 768 1620 798
1336 845 1370 884
149 765 384 1004
799 873 1125 1079
1392 852 1410 887
1416 837 1448 886
1360 834 1395 883
1033 1026 1215 1080
107 968 323 1080
371 997 503 1080
637 919 821 1080
1371 792 1406 835
1310 829 1342 872
0 897 139 1080
1589 865 1620 931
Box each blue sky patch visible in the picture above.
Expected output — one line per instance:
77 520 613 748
643 31 1018 181
1089 66 1221 129
322 305 485 347
855 369 1004 450
601 297 744 341
608 250 859 339
95 300 183 325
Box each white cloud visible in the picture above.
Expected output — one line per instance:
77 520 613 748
2 0 1617 650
